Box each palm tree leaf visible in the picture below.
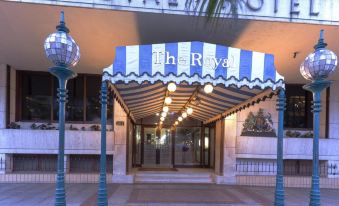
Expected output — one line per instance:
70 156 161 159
185 0 241 20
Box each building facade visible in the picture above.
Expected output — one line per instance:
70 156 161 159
1 0 339 186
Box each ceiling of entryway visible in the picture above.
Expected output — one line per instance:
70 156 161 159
1 1 339 84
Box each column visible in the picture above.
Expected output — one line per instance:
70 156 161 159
64 155 70 173
0 64 7 129
9 67 16 123
327 82 339 179
328 81 339 139
214 114 237 184
112 99 133 183
0 154 13 174
222 114 237 184
214 119 222 176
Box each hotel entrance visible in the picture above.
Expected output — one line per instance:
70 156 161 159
102 41 284 183
133 121 214 169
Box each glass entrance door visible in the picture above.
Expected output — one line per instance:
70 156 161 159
174 127 201 166
142 127 172 167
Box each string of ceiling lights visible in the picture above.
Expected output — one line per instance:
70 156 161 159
157 82 214 128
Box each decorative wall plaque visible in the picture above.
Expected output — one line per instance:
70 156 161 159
241 108 276 137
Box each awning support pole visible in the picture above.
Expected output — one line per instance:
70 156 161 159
274 89 285 206
98 81 108 206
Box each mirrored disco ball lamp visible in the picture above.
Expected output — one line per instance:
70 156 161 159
300 31 337 81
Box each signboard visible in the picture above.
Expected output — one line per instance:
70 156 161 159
116 121 125 126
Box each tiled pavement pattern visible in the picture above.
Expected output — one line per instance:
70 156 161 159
0 183 338 206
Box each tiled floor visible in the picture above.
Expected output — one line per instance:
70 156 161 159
0 183 338 206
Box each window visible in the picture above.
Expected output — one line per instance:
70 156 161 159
19 71 112 123
21 72 53 121
284 84 313 129
85 75 113 124
86 76 102 122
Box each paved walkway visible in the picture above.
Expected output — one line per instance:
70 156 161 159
0 183 338 206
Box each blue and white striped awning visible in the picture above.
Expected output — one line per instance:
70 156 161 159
103 41 284 89
102 42 285 123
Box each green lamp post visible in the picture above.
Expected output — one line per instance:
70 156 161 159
44 11 80 206
274 89 286 206
300 30 337 206
97 81 108 206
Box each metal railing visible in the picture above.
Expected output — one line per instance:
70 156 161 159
0 155 114 183
235 161 338 177
235 161 339 189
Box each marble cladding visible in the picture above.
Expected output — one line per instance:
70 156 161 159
236 136 339 160
222 113 237 182
113 99 128 177
0 129 114 154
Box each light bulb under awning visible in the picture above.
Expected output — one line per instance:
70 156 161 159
186 107 193 115
165 97 172 104
167 82 176 92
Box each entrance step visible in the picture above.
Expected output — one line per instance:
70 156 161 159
134 171 214 184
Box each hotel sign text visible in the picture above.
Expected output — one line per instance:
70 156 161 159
152 51 234 69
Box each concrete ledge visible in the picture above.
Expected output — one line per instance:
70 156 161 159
112 174 134 183
214 175 236 185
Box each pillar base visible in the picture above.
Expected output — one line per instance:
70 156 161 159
0 154 13 174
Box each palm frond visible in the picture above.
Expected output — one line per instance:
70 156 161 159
185 0 241 20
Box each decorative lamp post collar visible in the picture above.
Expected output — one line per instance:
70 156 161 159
56 11 70 33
